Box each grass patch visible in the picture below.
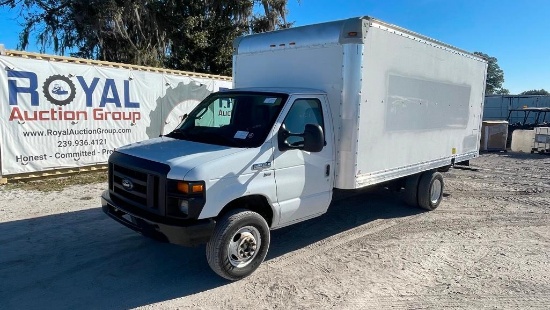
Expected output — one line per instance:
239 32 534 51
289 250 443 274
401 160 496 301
4 171 108 192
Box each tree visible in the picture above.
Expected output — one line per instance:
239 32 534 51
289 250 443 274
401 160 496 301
474 52 509 95
494 88 510 95
1 0 291 75
519 89 550 95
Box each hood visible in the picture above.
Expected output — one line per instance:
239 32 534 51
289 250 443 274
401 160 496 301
116 137 247 179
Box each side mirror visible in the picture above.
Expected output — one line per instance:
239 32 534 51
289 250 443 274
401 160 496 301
278 123 324 152
303 124 324 152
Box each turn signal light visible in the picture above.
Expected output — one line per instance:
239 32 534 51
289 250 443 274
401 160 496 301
192 184 204 193
177 181 205 194
178 182 189 193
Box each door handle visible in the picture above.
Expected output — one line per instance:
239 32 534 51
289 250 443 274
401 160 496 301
325 164 330 177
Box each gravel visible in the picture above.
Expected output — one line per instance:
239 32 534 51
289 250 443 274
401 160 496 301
1 152 549 309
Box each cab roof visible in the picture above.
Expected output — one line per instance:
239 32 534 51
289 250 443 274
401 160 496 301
221 87 326 96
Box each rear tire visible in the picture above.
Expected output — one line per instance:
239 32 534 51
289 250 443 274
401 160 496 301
206 209 270 281
417 171 444 210
404 174 421 207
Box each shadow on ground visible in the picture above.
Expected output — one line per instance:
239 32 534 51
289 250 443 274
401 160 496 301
0 187 422 309
479 151 550 160
268 187 423 259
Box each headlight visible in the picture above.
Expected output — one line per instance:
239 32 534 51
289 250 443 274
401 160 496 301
167 180 206 219
179 200 189 214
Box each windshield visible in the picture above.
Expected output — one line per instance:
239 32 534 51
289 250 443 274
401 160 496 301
166 92 288 148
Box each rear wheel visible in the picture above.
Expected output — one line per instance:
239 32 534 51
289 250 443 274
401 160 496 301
206 209 270 280
417 171 444 210
404 174 421 207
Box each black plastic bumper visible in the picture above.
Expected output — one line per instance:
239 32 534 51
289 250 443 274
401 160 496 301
101 191 215 247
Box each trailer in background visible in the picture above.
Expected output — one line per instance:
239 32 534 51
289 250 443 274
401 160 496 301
484 95 550 124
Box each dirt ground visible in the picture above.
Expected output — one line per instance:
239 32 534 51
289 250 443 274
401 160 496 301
1 152 549 309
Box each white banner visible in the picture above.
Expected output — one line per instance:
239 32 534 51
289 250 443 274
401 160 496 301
0 55 232 175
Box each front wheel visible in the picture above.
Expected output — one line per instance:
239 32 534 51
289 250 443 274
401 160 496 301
206 209 270 280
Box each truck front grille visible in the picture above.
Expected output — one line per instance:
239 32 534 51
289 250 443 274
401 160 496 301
108 152 170 216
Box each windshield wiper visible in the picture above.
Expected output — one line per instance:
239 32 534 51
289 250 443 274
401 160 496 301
165 128 190 139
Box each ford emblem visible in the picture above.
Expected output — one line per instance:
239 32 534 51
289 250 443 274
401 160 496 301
121 178 134 191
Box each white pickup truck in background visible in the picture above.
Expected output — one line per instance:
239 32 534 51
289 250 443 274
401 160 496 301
102 16 487 280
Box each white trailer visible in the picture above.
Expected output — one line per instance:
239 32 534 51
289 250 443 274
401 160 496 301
101 16 487 280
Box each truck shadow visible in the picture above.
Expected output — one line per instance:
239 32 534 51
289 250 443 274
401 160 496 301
0 208 222 309
268 187 423 259
0 188 422 309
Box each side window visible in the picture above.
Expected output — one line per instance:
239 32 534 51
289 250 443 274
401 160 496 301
282 98 324 146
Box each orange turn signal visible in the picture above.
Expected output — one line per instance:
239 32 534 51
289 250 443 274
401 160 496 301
177 182 204 194
177 182 190 193
192 184 204 193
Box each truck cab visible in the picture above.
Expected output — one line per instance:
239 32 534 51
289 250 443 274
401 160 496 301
102 88 335 280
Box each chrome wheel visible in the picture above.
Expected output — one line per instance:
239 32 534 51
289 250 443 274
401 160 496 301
206 209 270 280
227 226 261 268
430 178 443 205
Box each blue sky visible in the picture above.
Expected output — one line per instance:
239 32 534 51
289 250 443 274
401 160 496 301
286 0 549 95
1 0 548 94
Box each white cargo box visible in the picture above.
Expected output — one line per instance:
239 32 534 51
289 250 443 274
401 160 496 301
234 16 487 189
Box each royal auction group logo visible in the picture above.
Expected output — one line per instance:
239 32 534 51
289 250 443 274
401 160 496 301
6 70 142 123
42 75 77 106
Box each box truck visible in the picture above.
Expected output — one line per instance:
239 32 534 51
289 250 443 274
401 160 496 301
102 16 487 280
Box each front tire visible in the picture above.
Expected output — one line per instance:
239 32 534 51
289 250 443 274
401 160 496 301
206 209 270 280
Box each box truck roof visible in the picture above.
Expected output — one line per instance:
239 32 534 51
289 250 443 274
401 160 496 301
234 16 484 62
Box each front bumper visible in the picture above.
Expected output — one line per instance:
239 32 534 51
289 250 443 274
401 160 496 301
101 190 215 247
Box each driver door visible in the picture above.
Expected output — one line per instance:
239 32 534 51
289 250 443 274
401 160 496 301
273 95 334 226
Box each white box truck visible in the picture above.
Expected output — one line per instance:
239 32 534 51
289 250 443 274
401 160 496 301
102 16 487 280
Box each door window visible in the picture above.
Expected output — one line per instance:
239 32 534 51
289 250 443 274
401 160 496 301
282 98 324 147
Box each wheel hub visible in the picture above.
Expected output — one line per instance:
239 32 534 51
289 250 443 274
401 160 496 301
228 226 261 268
237 232 257 259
